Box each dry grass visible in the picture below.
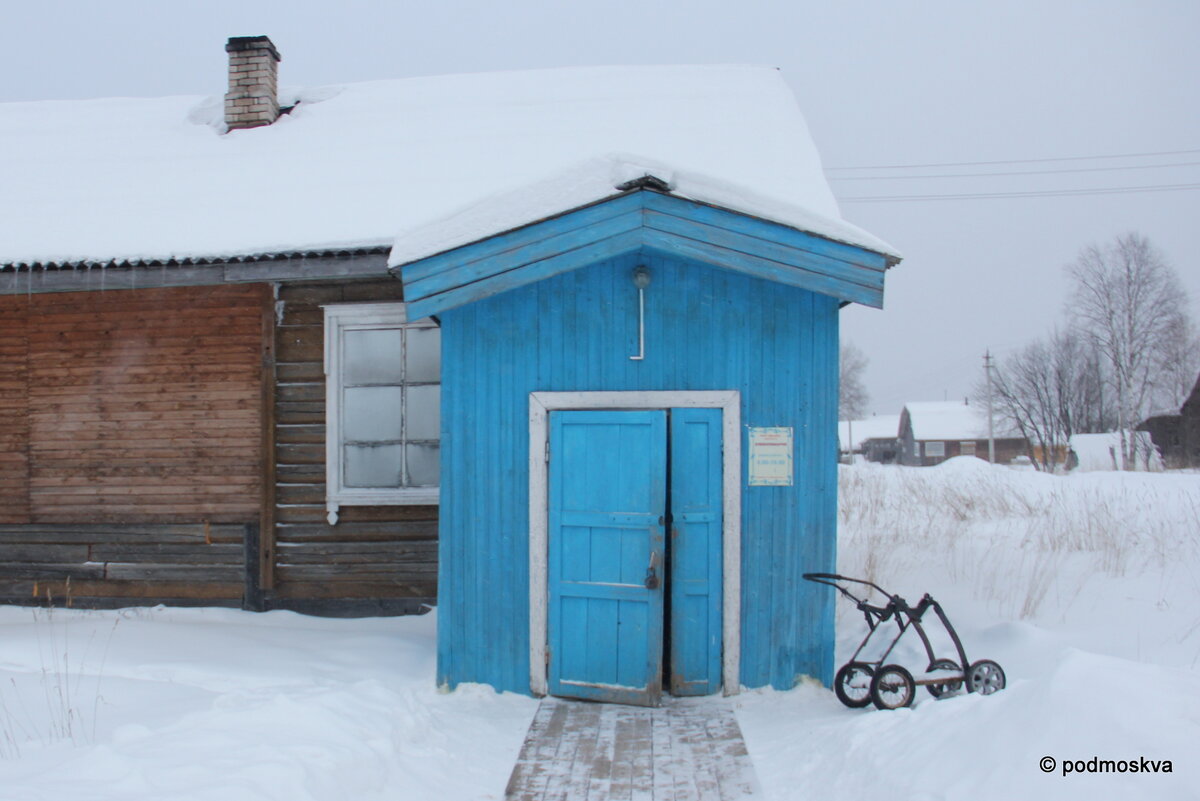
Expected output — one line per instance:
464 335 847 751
837 462 1200 621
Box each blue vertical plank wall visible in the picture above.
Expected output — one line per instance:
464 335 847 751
436 250 839 695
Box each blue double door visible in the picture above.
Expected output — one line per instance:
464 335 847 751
548 408 723 706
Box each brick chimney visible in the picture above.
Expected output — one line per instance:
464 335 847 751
224 36 281 130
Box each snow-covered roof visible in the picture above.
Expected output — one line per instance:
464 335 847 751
838 415 900 450
903 401 1000 441
1070 432 1162 472
0 65 898 269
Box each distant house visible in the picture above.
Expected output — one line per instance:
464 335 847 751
1071 431 1163 472
897 401 1026 466
1140 373 1200 469
838 415 900 463
1 37 901 704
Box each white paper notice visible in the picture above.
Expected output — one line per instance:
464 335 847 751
748 427 793 486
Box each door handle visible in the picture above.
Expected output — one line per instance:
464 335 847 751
645 550 661 590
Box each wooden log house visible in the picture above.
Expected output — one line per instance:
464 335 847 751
1 38 899 700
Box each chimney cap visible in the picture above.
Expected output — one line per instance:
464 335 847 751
226 35 281 61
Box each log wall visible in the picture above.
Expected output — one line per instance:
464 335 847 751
0 285 267 606
270 280 438 614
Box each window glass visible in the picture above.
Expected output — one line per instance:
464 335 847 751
406 443 440 487
345 443 404 488
343 328 405 384
405 326 441 383
924 441 945 457
324 304 440 514
343 386 404 441
405 384 441 441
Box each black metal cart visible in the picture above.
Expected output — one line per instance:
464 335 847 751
804 572 1006 710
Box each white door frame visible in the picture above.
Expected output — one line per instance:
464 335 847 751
528 390 742 697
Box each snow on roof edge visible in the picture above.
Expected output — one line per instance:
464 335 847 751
388 153 901 268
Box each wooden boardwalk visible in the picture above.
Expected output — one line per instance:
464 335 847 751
505 698 763 801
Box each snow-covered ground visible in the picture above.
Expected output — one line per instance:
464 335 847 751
1 458 1197 799
739 458 1200 801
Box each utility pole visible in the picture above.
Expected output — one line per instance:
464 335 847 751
983 350 996 464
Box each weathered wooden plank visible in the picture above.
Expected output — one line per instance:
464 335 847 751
340 280 406 302
89 544 243 563
275 383 324 403
275 424 325 445
275 404 325 424
274 562 437 579
30 447 261 461
31 395 261 415
0 544 90 562
272 504 436 524
31 433 261 447
275 336 324 363
0 563 106 579
29 410 260 427
104 563 244 582
505 700 762 801
31 464 260 480
269 580 435 599
0 523 246 543
29 579 243 600
274 464 326 483
274 520 437 542
22 308 262 332
276 284 348 304
275 362 324 381
276 443 325 465
274 544 437 564
30 511 255 525
275 484 326 505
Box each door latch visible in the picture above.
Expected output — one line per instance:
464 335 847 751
644 550 661 590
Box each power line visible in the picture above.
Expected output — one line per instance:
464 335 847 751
828 160 1200 181
825 148 1200 171
839 182 1200 203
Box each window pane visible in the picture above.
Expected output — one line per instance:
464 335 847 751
345 444 403 488
343 328 403 384
405 384 440 440
405 326 441 383
344 386 403 441
406 443 440 487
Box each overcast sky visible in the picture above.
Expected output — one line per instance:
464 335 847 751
3 1 1197 415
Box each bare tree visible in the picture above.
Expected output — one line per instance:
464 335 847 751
1067 233 1192 469
839 341 869 420
1151 315 1200 413
981 333 1066 471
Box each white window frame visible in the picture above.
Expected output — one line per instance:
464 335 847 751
323 302 439 524
924 440 945 458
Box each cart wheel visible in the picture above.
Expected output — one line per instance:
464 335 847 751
926 658 963 698
967 659 1006 695
834 662 875 708
870 664 916 710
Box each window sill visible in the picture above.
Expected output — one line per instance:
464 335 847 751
326 488 440 524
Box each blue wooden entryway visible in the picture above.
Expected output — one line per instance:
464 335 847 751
548 408 723 707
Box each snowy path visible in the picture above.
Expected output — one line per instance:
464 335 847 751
506 698 762 800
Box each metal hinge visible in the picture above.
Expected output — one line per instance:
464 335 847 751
545 646 552 665
545 442 550 463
